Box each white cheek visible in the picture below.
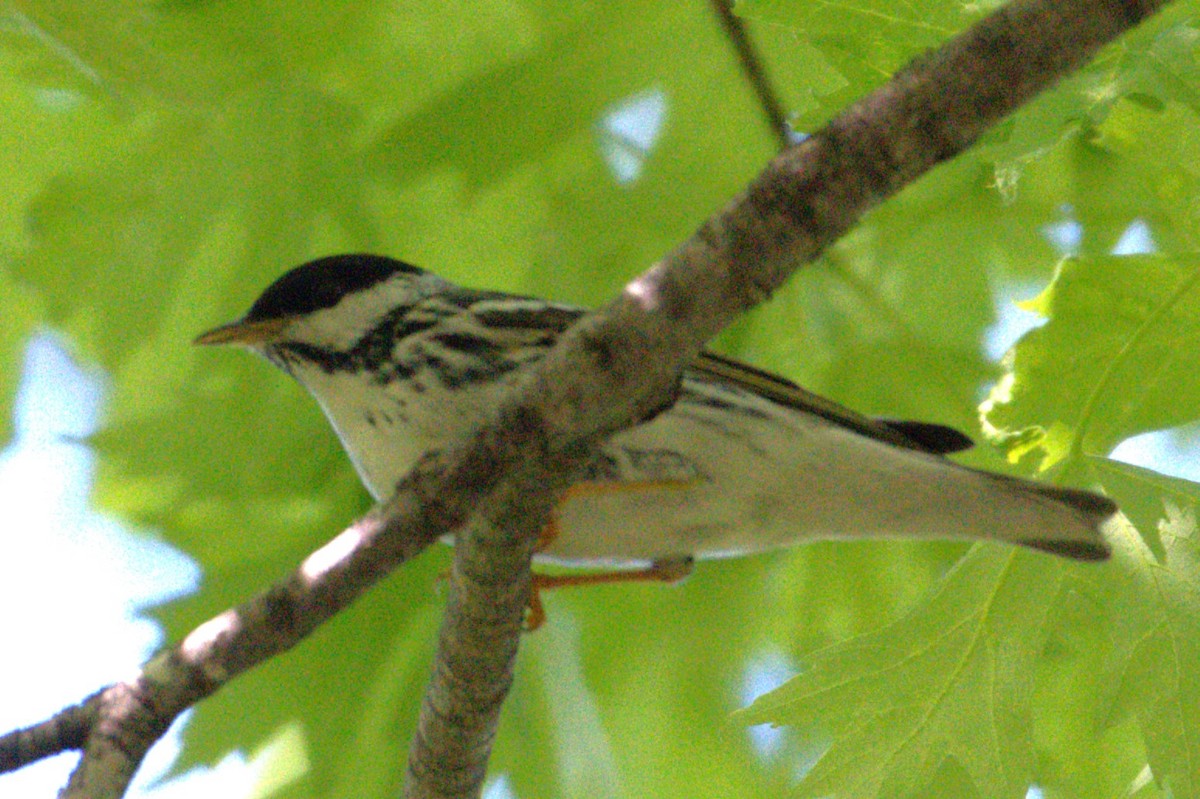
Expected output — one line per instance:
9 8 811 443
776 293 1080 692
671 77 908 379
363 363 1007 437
286 274 432 351
288 311 371 353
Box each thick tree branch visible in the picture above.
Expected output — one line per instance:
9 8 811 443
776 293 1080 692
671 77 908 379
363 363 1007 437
405 0 1167 797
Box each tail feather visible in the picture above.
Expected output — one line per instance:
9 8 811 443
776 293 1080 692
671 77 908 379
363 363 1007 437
984 473 1116 562
1020 537 1111 561
1029 483 1119 518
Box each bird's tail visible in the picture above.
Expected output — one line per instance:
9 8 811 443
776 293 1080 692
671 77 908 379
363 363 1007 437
976 470 1116 561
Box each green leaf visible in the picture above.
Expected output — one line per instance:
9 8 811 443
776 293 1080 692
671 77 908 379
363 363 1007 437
981 255 1200 469
976 16 1200 166
739 0 987 108
1090 460 1200 798
737 546 1067 799
246 723 309 799
163 554 445 795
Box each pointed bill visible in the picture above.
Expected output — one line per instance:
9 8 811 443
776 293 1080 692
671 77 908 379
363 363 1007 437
194 317 289 347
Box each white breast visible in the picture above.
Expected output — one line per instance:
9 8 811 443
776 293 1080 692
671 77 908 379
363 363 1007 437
295 363 508 501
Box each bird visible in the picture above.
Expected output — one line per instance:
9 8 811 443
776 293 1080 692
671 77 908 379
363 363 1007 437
195 253 1115 616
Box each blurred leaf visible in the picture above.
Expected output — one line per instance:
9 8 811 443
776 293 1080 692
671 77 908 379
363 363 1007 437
0 274 42 444
737 546 1067 799
740 0 987 108
1087 468 1200 799
162 549 445 794
1029 570 1152 799
247 723 309 799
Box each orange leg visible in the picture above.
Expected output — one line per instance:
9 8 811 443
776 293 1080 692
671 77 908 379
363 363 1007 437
444 479 700 629
524 556 694 631
524 479 699 630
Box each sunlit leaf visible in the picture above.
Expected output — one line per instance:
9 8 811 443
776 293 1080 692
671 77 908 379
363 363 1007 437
981 255 1200 469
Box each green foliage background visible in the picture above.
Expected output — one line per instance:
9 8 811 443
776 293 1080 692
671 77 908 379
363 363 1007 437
3 0 1200 797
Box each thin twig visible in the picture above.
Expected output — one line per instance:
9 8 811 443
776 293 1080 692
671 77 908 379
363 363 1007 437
710 0 793 150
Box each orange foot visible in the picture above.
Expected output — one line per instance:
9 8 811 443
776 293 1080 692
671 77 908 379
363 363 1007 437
439 479 699 628
524 556 694 631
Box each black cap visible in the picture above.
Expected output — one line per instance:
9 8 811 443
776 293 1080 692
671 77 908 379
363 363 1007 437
244 254 423 321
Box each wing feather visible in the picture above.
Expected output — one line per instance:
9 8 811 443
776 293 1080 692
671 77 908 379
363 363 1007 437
689 351 971 455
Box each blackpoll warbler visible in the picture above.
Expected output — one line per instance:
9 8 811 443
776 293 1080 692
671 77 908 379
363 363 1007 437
196 254 1115 579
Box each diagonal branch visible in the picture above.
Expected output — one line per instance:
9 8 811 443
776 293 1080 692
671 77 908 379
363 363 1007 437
1 464 463 795
49 490 448 797
0 697 94 772
404 0 1168 796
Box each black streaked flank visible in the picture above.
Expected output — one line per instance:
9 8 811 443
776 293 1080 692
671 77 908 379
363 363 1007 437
392 317 442 340
473 305 582 335
678 383 770 420
582 453 622 481
430 331 504 357
354 305 442 379
692 351 969 455
272 288 547 390
245 254 420 322
374 359 419 384
417 346 524 389
621 446 702 482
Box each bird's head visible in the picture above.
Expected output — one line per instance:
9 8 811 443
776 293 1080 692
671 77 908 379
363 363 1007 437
194 253 448 373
